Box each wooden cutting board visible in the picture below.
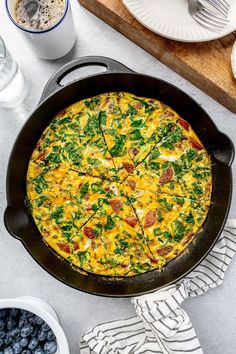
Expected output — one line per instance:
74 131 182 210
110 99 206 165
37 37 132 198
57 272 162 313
79 0 236 113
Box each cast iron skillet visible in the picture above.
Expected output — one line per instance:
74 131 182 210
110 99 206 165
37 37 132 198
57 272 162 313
4 56 235 297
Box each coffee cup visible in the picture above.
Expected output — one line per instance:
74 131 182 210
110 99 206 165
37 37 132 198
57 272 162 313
6 0 76 60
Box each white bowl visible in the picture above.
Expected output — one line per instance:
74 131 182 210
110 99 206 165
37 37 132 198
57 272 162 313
0 296 70 354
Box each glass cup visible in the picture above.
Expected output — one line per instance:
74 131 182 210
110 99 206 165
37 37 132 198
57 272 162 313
0 36 25 108
6 0 76 60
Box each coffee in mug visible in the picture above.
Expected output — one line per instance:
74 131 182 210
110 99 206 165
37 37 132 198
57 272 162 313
15 0 65 31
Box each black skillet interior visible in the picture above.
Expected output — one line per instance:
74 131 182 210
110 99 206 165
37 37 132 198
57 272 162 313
4 56 235 297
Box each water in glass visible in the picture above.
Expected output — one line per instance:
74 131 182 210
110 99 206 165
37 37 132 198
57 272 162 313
0 36 25 108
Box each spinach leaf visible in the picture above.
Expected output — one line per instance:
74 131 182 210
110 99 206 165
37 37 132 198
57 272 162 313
77 251 88 267
192 167 211 179
130 119 144 128
80 181 89 199
98 111 107 125
172 220 185 241
160 126 183 150
149 147 160 161
115 239 129 254
84 114 100 137
126 104 138 117
57 117 71 125
33 175 48 194
73 211 82 220
91 183 103 193
35 196 48 207
185 212 195 225
192 182 203 195
51 206 64 224
105 215 115 230
46 153 61 164
157 210 164 223
158 198 173 211
84 96 100 109
174 197 185 205
133 97 154 114
130 129 144 141
149 162 160 170
110 135 126 157
87 158 101 166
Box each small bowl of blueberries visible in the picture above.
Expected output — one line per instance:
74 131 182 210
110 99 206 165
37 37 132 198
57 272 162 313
0 296 69 354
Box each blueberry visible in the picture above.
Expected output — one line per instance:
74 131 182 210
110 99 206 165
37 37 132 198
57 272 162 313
28 317 36 325
4 333 12 346
7 319 16 331
34 317 43 326
0 310 7 319
19 337 28 348
44 341 57 354
21 351 31 354
21 325 33 337
8 328 20 341
41 323 50 332
28 338 39 350
12 342 22 354
0 319 5 330
37 330 47 342
9 309 18 318
46 331 55 342
30 327 38 338
0 330 6 339
3 347 14 354
21 311 33 319
34 347 44 354
0 338 3 348
19 318 28 329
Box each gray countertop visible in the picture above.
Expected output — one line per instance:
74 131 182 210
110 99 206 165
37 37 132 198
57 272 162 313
0 1 236 353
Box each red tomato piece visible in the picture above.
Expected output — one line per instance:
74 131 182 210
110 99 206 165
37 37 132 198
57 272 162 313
159 166 174 184
178 118 190 131
84 227 95 239
110 199 123 213
57 242 70 254
123 162 135 173
73 243 79 251
144 211 157 228
157 246 173 256
125 216 138 227
189 138 203 150
57 110 66 117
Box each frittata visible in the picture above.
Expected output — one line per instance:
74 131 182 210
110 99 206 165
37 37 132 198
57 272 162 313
27 92 212 276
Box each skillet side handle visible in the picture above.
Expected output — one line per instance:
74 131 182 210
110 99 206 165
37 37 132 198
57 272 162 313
4 206 29 241
213 132 235 166
39 56 133 104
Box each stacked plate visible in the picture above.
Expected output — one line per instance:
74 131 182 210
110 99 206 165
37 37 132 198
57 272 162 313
123 0 236 42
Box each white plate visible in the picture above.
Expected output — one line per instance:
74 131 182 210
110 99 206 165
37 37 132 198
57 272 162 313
123 0 236 42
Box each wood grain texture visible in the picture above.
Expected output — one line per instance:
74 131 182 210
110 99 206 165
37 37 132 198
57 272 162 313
79 0 236 113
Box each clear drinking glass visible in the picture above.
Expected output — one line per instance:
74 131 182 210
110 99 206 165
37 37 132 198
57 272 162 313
0 36 25 108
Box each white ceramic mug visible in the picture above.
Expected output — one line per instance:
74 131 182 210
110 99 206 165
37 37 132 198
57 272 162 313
5 0 76 60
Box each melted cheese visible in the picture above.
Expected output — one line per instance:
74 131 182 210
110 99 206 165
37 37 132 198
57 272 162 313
27 92 212 277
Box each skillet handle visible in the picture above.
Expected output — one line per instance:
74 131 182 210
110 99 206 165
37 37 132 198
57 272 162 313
4 206 30 241
213 132 235 166
39 56 133 104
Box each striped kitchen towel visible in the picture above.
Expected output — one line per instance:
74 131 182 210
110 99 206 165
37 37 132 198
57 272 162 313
80 220 236 354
